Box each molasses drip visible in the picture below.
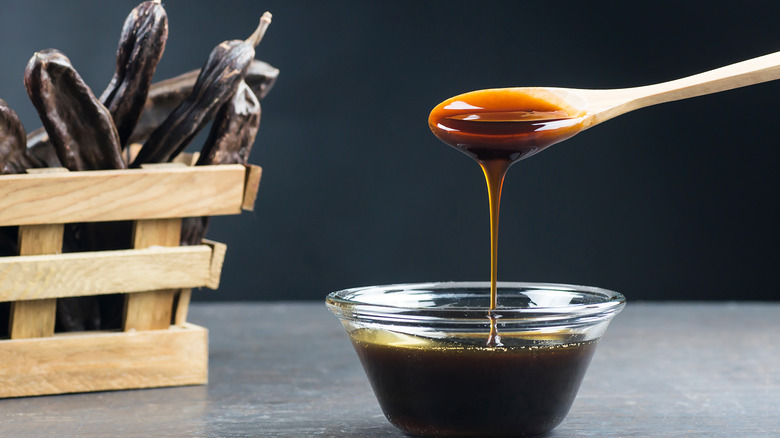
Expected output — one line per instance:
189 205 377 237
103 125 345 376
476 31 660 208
429 88 586 345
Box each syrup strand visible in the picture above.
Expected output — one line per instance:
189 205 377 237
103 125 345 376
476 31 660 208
480 158 511 347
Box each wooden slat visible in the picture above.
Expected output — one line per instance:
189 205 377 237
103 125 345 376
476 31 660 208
172 152 200 166
17 224 65 254
173 289 192 326
203 239 228 290
124 219 182 331
25 167 69 175
140 162 187 170
0 245 215 302
173 238 227 326
9 168 68 338
0 323 208 398
0 165 247 226
131 217 182 250
9 300 55 338
242 164 263 211
9 224 64 339
126 143 142 164
123 291 175 331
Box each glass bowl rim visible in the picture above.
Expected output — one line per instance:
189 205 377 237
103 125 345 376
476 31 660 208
326 281 626 323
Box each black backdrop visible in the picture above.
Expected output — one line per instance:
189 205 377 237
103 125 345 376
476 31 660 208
1 1 779 301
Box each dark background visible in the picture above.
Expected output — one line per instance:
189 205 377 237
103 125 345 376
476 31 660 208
1 1 779 302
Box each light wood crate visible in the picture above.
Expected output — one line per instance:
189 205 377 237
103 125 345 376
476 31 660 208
0 160 262 398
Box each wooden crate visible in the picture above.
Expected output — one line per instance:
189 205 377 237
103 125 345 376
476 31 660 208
0 161 262 398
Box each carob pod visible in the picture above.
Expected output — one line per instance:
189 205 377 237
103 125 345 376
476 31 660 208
131 12 272 166
24 49 125 171
181 81 263 246
0 98 43 174
128 59 278 145
0 99 44 257
0 98 43 257
100 0 168 148
24 49 128 332
196 80 261 166
27 59 279 156
0 99 44 337
26 128 60 167
163 59 278 101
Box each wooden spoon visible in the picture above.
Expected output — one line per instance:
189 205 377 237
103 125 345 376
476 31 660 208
468 50 780 130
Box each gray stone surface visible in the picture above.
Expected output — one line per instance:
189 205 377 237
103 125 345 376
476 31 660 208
0 302 778 437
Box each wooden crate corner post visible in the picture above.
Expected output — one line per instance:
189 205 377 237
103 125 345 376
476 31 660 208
8 223 64 339
123 218 182 331
8 167 69 340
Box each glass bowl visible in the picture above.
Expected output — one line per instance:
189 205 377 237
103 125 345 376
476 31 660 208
326 281 626 437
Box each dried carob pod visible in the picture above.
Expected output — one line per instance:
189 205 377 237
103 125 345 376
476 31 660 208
0 98 43 174
241 59 279 101
25 49 129 332
26 0 168 162
24 49 125 171
26 129 61 167
128 59 278 144
181 81 263 245
0 100 40 336
197 81 261 166
100 0 168 148
0 100 42 336
27 59 278 156
0 99 44 260
179 217 210 246
131 12 272 166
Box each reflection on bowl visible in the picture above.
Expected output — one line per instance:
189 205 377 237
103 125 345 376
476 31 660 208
327 281 626 437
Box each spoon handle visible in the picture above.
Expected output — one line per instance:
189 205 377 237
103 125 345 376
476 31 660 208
588 50 780 126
